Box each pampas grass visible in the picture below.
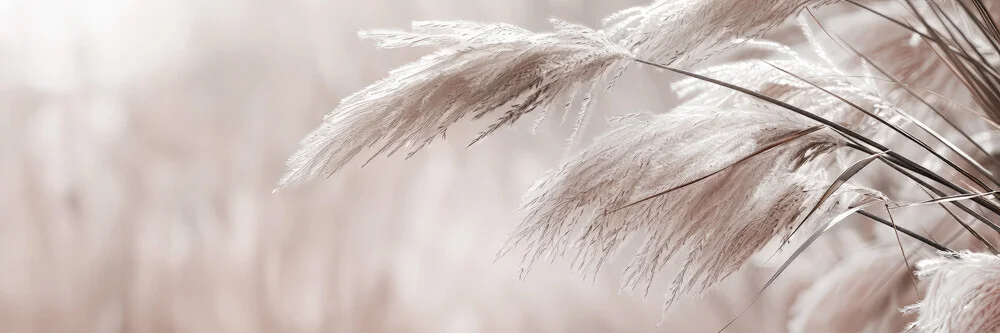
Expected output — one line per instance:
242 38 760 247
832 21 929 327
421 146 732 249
603 0 838 66
503 106 869 309
906 251 1000 332
279 19 631 186
284 0 1000 331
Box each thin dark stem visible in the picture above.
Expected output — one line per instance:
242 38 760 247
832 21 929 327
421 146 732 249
856 210 952 252
845 139 1000 236
765 61 999 191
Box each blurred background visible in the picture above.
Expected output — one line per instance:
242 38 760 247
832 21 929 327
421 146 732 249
0 0 849 332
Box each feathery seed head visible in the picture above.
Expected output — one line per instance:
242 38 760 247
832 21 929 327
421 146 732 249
503 105 877 310
279 19 632 186
604 0 839 66
906 251 1000 333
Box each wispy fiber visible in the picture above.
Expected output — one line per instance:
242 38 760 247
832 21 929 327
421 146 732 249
279 19 631 186
502 105 876 309
905 251 1000 333
603 0 839 66
671 36 897 140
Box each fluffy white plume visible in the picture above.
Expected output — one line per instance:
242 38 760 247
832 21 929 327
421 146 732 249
906 252 1000 333
603 0 838 66
279 19 631 186
503 105 876 309
672 32 899 141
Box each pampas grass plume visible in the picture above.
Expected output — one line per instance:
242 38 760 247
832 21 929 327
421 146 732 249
503 105 875 310
279 19 631 186
906 252 1000 333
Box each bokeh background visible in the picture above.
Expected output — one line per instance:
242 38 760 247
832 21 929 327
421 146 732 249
0 0 859 332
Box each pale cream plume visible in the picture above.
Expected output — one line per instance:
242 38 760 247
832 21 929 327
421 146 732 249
906 252 1000 333
603 0 839 66
279 19 631 186
504 105 878 310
